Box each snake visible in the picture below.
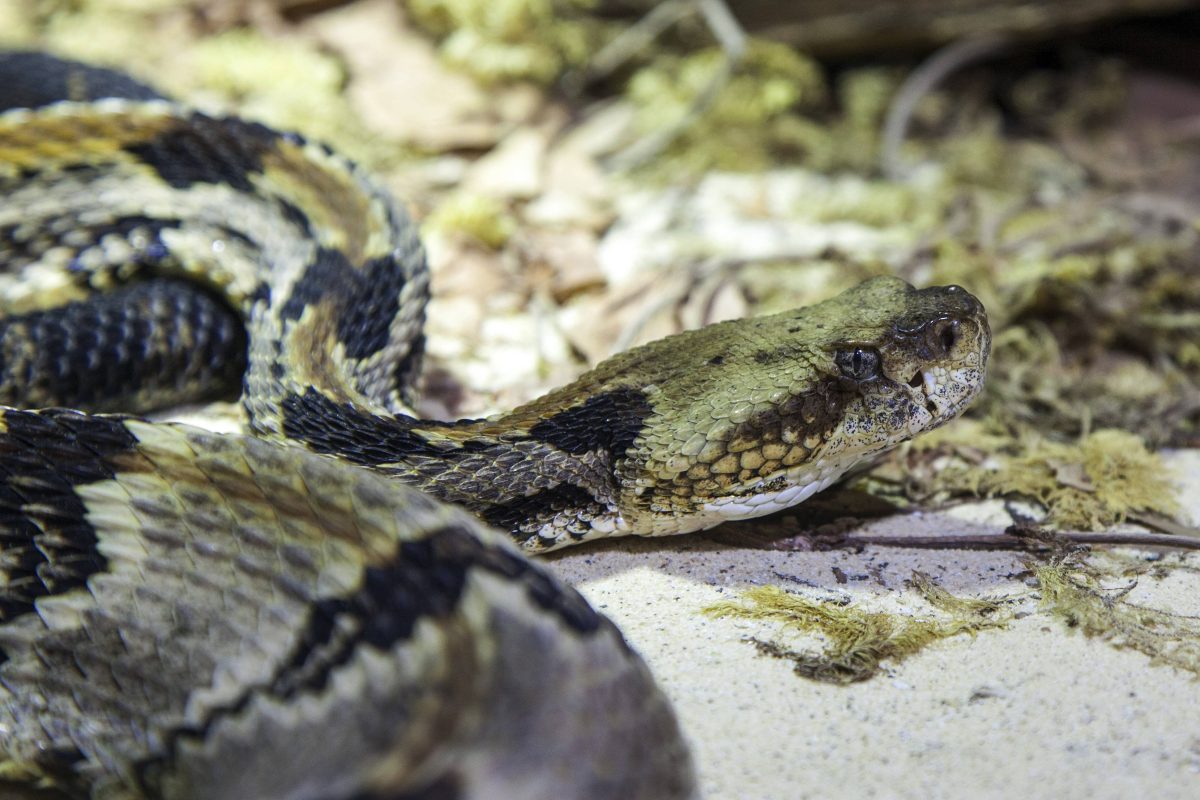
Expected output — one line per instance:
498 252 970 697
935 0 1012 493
0 52 991 800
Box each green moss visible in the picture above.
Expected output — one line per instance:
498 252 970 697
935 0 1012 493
405 0 609 84
801 179 919 227
24 1 165 66
978 429 1180 530
896 419 1185 530
1033 558 1200 676
704 578 1009 684
709 557 1200 686
0 0 37 46
186 32 372 155
626 40 827 173
423 193 516 249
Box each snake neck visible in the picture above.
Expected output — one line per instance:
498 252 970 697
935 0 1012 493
277 386 644 552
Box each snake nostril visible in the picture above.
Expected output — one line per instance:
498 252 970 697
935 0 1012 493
936 320 959 354
908 371 923 390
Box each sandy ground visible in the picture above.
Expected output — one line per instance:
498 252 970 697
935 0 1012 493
549 450 1200 800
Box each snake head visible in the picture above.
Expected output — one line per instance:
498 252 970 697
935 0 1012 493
434 277 987 550
607 276 991 536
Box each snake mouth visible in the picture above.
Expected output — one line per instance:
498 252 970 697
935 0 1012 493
903 361 987 435
699 455 862 523
907 368 941 416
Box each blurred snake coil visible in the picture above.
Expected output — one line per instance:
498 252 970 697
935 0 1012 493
0 52 990 799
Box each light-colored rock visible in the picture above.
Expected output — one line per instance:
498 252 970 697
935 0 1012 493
464 127 548 200
307 0 535 150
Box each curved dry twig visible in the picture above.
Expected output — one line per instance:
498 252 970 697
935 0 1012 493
881 34 1011 180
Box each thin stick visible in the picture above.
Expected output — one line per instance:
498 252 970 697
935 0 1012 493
588 0 697 80
697 0 747 60
605 0 749 171
823 529 1200 552
881 34 1010 180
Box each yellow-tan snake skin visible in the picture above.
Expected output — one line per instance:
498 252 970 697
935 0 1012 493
0 53 991 799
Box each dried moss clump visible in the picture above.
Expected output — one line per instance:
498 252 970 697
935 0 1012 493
186 31 379 160
1033 558 1200 676
969 205 1200 447
404 0 611 84
710 561 1200 685
626 40 829 173
423 193 516 249
704 575 1009 684
979 429 1180 530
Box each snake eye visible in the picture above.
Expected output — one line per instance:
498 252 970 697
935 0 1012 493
835 347 881 381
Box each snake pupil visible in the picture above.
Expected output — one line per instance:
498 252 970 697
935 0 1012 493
835 347 881 381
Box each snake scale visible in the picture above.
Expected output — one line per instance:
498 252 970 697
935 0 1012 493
0 52 991 800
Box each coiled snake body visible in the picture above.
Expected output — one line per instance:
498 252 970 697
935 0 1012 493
0 53 991 799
